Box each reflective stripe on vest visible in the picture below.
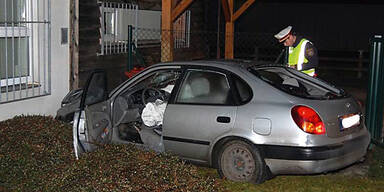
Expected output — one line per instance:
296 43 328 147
302 68 315 77
288 39 310 70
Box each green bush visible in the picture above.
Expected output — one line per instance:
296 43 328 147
0 116 221 192
2 115 384 192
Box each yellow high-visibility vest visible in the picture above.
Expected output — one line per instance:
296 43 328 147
288 38 315 76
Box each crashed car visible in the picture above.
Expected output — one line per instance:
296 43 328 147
57 88 83 122
58 60 370 184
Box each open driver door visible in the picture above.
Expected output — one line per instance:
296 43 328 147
73 70 112 159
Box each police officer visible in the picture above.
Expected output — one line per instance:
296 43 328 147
274 26 318 77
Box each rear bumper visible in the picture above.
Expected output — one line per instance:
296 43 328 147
263 130 370 174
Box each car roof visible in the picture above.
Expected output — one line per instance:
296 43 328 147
109 60 286 98
153 60 284 71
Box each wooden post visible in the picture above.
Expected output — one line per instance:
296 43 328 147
161 0 174 62
221 0 230 22
225 22 234 59
161 0 256 61
161 0 194 62
221 0 255 60
225 0 234 59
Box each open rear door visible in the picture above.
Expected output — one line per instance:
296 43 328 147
73 70 111 159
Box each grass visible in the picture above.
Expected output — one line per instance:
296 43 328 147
200 167 384 192
1 115 384 191
0 116 221 191
368 146 384 179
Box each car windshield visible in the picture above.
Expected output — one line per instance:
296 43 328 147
249 66 347 100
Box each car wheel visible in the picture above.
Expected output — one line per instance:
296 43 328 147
218 140 266 184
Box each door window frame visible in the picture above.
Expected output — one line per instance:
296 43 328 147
80 70 108 109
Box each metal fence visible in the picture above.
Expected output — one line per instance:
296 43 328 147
130 28 284 66
0 0 51 104
130 28 370 86
98 1 138 56
366 36 384 145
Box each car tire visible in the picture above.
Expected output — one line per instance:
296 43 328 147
217 140 267 184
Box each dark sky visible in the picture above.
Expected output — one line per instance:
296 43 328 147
256 0 384 4
205 0 384 50
236 1 384 50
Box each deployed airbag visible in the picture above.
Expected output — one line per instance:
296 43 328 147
141 99 167 127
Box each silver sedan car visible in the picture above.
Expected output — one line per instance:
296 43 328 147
65 60 370 184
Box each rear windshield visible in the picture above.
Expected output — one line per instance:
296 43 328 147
250 67 348 100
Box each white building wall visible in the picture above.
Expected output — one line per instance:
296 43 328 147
0 0 70 121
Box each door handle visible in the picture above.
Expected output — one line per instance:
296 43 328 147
217 116 231 123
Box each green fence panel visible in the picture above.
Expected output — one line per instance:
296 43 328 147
127 25 133 71
366 35 384 143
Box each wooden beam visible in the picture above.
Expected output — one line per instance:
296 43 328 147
70 0 79 89
229 0 234 17
172 0 178 8
161 0 174 32
221 0 230 22
233 0 255 21
172 0 194 21
225 22 234 59
224 0 234 59
161 0 174 62
222 0 255 59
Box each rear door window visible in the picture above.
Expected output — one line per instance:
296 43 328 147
232 75 252 104
176 70 233 105
250 67 347 100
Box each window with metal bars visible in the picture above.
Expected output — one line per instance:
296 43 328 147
0 0 51 103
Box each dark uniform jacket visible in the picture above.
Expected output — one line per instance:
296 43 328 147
293 36 318 70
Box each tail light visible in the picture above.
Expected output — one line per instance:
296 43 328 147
291 105 325 134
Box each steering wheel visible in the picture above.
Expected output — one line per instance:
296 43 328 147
141 87 165 104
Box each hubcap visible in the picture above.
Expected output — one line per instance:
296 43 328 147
234 157 245 171
221 144 256 181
